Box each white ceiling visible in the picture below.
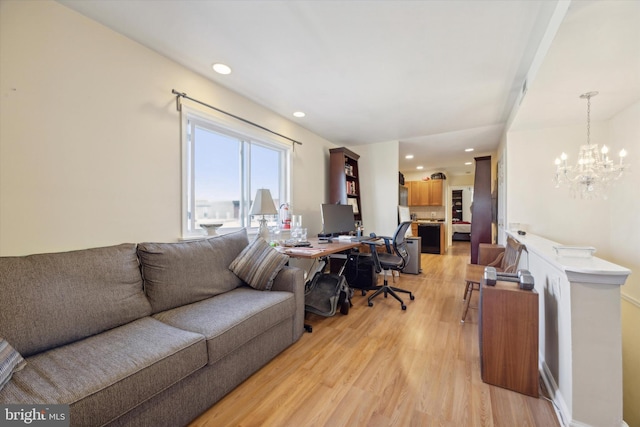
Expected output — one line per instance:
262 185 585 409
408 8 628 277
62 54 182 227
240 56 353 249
511 1 640 132
57 0 639 177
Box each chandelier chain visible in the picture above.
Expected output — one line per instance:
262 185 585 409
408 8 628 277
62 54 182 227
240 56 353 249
586 95 591 146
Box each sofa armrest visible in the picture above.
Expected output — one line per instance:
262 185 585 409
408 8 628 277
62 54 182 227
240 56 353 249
478 244 505 267
270 266 305 342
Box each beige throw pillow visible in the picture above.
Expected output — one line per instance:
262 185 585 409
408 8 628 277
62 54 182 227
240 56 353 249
229 237 289 291
0 338 26 391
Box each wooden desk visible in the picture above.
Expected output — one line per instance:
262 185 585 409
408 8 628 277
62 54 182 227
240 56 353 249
277 238 361 259
479 279 539 397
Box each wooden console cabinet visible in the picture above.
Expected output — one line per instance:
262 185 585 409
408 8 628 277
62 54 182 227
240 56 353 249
479 280 539 397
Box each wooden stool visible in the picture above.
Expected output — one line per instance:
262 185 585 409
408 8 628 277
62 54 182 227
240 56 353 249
462 264 484 323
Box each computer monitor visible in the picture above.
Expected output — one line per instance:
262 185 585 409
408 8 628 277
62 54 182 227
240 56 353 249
320 203 356 236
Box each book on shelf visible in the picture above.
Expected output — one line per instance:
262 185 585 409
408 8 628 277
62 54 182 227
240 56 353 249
344 163 354 176
346 181 357 195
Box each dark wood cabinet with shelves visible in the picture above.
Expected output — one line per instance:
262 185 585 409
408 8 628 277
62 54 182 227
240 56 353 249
329 147 361 221
452 190 463 221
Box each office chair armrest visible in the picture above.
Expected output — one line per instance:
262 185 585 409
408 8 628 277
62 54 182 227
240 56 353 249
376 235 393 253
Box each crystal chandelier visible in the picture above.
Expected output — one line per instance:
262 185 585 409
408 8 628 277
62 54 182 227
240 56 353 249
553 91 628 199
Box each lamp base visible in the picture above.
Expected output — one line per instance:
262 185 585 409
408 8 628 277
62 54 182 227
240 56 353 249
258 217 270 241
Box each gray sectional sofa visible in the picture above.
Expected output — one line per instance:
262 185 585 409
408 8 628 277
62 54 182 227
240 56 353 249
0 229 305 426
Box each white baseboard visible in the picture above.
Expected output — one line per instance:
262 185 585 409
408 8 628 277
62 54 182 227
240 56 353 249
621 292 640 308
539 359 628 427
540 359 570 427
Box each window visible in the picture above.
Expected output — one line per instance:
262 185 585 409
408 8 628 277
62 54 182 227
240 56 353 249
182 107 290 237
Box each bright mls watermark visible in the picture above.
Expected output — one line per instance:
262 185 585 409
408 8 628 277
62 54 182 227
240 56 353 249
1 405 69 426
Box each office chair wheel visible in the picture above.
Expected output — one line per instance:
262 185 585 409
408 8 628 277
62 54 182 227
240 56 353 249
410 295 415 300
361 290 366 296
368 301 373 307
402 305 407 310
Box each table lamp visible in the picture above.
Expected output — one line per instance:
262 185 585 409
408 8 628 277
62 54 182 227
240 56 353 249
249 189 277 240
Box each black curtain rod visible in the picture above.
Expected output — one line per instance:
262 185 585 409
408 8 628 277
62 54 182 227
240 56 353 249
172 89 302 146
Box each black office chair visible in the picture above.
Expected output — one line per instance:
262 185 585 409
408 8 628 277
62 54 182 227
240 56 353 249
364 221 415 310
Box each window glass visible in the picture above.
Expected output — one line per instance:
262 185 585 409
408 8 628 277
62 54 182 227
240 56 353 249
193 125 241 228
249 144 281 228
182 109 290 237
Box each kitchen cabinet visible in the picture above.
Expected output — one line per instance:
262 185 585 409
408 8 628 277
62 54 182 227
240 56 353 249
430 180 443 205
408 181 426 206
408 180 443 206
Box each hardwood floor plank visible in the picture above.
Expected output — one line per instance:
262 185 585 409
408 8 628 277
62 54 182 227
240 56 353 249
189 241 559 427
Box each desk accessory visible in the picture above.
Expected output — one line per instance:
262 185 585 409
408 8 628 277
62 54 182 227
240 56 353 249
249 189 277 240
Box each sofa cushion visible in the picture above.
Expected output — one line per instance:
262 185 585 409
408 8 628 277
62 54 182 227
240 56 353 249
0 244 152 357
138 229 250 313
153 287 295 364
0 317 207 426
229 237 289 290
0 339 26 391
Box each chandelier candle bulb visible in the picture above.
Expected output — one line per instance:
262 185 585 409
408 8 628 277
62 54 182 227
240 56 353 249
619 149 627 165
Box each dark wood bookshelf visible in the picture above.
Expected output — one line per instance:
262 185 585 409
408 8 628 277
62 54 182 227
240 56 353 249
329 147 362 222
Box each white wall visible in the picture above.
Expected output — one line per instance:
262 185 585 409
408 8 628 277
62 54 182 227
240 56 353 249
606 101 640 302
507 103 638 284
608 101 640 427
0 0 335 255
352 141 399 237
506 122 613 246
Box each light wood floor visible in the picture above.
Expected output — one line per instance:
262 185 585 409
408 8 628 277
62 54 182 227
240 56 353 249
189 242 559 427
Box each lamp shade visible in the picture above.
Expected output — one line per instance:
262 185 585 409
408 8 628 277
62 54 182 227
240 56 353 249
249 189 277 216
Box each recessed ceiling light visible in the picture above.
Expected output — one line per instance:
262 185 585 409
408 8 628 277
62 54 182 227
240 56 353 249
405 154 414 159
416 166 424 170
293 111 306 118
465 148 474 152
465 162 472 165
212 63 232 75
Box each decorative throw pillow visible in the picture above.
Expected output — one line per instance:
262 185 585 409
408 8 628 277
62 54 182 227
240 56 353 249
0 338 26 391
229 237 289 291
